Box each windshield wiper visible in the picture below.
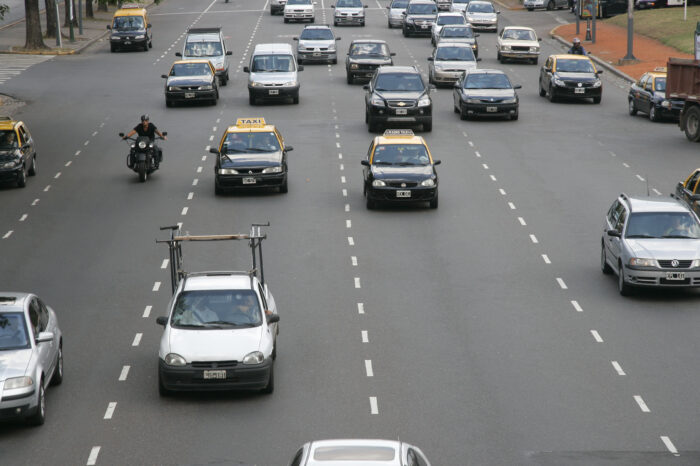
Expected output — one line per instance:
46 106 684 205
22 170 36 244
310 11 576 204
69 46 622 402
396 162 420 166
373 161 393 165
661 235 699 239
173 323 206 328
626 234 658 239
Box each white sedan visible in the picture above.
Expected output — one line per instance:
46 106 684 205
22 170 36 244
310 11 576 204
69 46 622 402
496 26 541 64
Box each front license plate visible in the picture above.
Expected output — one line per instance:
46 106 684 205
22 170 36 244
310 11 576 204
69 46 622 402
396 190 411 198
396 108 408 115
574 88 585 94
269 89 279 95
666 272 685 280
243 177 257 184
313 52 321 57
184 92 195 99
421 25 429 29
486 106 497 112
203 370 226 379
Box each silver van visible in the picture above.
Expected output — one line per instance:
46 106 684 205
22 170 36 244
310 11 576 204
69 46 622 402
177 27 232 85
244 43 303 105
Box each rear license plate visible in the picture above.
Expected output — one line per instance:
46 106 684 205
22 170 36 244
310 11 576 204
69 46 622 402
203 370 226 379
666 272 685 280
574 88 585 94
184 92 195 99
269 89 279 95
396 108 408 115
486 106 497 112
396 190 411 198
243 177 257 184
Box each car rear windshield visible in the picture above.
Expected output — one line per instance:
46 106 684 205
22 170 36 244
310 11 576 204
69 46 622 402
625 212 700 239
407 3 437 13
436 46 475 61
467 2 495 12
464 73 511 89
0 130 18 150
0 313 31 350
654 77 666 92
350 42 389 57
171 290 263 329
556 58 595 73
453 0 470 3
170 63 212 76
437 15 466 25
503 29 535 40
313 446 396 461
287 0 312 4
185 41 223 57
252 54 295 72
223 131 280 153
375 73 424 91
337 0 363 6
113 15 144 30
373 144 430 166
300 28 334 40
391 0 409 6
442 26 474 37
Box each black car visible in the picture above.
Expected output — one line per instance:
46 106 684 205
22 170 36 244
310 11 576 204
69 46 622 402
364 66 434 132
107 11 152 52
361 130 440 209
162 60 219 107
628 70 683 122
0 118 37 188
539 54 602 104
453 69 520 120
436 25 480 57
402 0 438 37
346 40 395 84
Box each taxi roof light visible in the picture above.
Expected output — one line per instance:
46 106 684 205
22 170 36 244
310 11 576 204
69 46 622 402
653 67 667 72
383 129 414 137
236 118 267 128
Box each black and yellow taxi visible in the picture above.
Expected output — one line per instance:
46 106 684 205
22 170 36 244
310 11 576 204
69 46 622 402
539 54 602 103
210 118 292 194
361 129 440 209
162 59 219 107
628 67 683 122
0 117 37 188
107 4 152 52
674 168 700 217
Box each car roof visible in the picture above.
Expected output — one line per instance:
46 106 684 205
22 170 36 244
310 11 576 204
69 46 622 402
172 59 212 65
114 6 147 17
303 24 332 29
465 68 505 75
182 273 255 292
468 0 493 4
253 43 294 54
438 11 465 15
436 41 473 48
0 292 30 312
622 195 691 214
225 118 277 134
305 439 403 465
375 129 427 145
377 65 419 74
408 0 437 4
350 39 387 44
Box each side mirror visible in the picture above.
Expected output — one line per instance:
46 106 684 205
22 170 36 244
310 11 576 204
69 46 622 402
363 84 370 90
433 160 441 165
496 10 501 13
106 25 111 30
285 146 294 152
386 5 390 8
226 51 232 55
401 11 406 15
331 4 335 7
293 37 299 41
476 57 482 62
364 4 368 7
427 57 434 61
390 52 396 56
119 132 125 137
156 316 168 326
161 74 168 79
429 84 437 91
361 160 370 166
243 66 250 73
298 65 304 71
36 331 54 343
606 229 621 238
147 23 152 28
209 147 219 154
336 37 341 41
175 52 182 57
267 314 280 324
513 84 522 89
596 69 604 74
475 33 480 37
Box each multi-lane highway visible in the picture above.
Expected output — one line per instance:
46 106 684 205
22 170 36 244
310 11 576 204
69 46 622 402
2 0 700 464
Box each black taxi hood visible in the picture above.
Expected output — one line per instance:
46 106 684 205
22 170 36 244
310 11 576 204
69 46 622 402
372 164 433 181
221 151 283 168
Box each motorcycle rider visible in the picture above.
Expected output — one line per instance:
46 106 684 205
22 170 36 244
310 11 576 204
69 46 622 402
123 114 167 166
568 37 587 55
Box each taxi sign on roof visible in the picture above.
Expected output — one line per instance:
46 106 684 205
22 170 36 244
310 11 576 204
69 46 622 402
120 3 144 8
236 118 267 128
383 129 414 137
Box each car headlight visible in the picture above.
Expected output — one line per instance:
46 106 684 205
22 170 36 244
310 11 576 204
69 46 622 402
283 81 298 86
262 166 283 173
421 178 435 187
472 44 478 49
200 85 213 90
350 63 359 69
164 353 187 366
553 78 565 86
370 96 385 106
111 35 120 40
629 258 658 268
168 86 174 91
465 98 480 104
250 81 262 87
530 46 539 53
501 45 511 51
661 100 671 108
692 259 700 268
372 179 386 187
218 168 239 174
502 97 517 104
592 80 602 88
4 376 33 390
138 141 147 149
134 34 145 39
0 157 21 169
418 96 431 107
328 45 336 52
242 351 265 365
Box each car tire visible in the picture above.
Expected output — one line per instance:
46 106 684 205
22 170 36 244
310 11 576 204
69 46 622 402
684 106 700 141
460 103 469 120
497 52 502 62
347 73 354 84
280 177 288 193
149 39 153 49
592 96 601 104
261 366 274 394
138 161 147 182
453 102 460 113
539 84 546 97
649 105 660 122
332 58 338 64
428 72 434 85
618 262 632 296
531 57 538 65
429 193 438 209
215 180 224 195
16 165 27 188
166 99 173 108
292 94 300 104
310 17 315 23
548 85 557 102
28 155 37 176
284 17 289 23
27 380 46 426
368 117 380 132
510 111 519 121
546 0 554 9
143 42 149 52
601 243 613 275
423 120 432 132
366 197 376 209
527 7 534 10
50 343 63 386
158 372 172 397
403 28 408 37
249 94 256 105
628 99 637 116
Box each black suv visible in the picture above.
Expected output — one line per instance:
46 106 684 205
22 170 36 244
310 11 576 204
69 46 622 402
402 0 438 37
346 40 395 84
364 66 433 132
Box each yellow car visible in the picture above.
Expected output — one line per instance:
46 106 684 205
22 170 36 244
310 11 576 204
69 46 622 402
628 67 683 122
210 118 293 194
107 4 152 52
539 54 603 103
0 116 37 188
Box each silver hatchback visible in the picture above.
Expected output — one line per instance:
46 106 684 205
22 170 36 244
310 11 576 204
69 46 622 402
0 292 63 426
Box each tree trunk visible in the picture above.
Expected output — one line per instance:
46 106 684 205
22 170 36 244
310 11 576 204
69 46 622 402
97 0 107 12
63 0 77 27
24 0 47 49
86 0 94 18
45 0 57 38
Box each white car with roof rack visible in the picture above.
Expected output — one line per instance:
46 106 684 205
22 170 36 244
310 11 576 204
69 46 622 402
176 27 232 85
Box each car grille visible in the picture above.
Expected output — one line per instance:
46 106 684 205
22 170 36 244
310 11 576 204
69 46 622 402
234 167 266 174
658 260 693 269
473 98 509 103
563 81 595 88
358 64 379 71
386 100 416 108
171 85 208 91
511 46 531 52
387 181 418 188
304 47 329 51
191 360 239 368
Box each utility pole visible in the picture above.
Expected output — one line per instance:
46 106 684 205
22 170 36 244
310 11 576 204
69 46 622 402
620 0 636 63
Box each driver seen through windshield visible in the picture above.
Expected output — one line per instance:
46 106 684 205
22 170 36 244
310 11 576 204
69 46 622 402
373 144 430 166
223 132 281 153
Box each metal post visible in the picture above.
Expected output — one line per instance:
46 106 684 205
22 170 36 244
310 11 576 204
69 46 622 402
585 18 591 41
55 1 62 47
622 0 635 60
78 0 82 35
695 21 700 60
69 0 75 42
575 0 579 34
591 0 596 43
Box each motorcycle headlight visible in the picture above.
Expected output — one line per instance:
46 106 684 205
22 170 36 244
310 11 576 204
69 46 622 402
130 144 136 149
4 376 33 390
242 351 265 365
553 78 565 86
418 96 431 107
218 168 239 174
138 141 147 149
372 179 386 187
421 178 435 187
149 143 154 148
350 63 359 69
502 97 517 104
370 96 385 106
262 166 283 173
164 353 187 366
200 85 213 90
134 34 145 39
592 80 602 88
629 258 658 268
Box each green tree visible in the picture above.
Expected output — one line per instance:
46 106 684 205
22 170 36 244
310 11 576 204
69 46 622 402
0 4 9 20
45 0 58 38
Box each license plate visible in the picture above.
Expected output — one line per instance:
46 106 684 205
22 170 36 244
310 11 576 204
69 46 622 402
486 106 497 112
421 25 428 29
313 52 321 57
396 190 411 198
242 177 257 184
269 89 279 95
203 370 226 379
396 108 407 115
574 88 585 94
184 92 195 99
666 272 685 280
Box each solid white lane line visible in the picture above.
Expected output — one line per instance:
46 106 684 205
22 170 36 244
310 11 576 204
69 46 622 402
361 330 368 342
348 236 354 246
192 179 199 186
612 361 626 376
351 256 358 266
542 254 550 264
490 175 497 181
556 277 567 289
346 220 352 228
104 402 117 419
187 192 194 200
365 360 374 377
661 436 679 455
65 161 72 167
132 333 142 347
499 188 506 195
87 446 101 465
32 199 39 205
119 365 130 381
508 202 516 210
19 214 27 222
54 172 61 179
161 259 169 269
153 282 161 292
43 185 50 192
634 395 650 412
143 305 152 318
342 189 347 197
636 174 645 181
181 207 188 215
530 234 538 244
571 300 583 312
518 217 526 225
354 277 361 288
591 330 603 342
369 396 378 414
482 163 489 170
341 176 346 184
2 231 12 239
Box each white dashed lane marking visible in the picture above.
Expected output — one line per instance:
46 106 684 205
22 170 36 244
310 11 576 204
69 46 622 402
19 214 27 222
118 366 130 381
369 396 379 414
152 282 161 292
357 303 365 314
2 230 13 239
354 277 361 288
518 217 526 226
351 256 357 266
508 202 516 210
556 277 567 289
132 333 142 346
571 300 583 312
661 436 679 456
611 361 626 376
142 305 152 318
161 259 169 269
365 360 374 377
541 254 550 264
634 395 650 413
591 330 603 342
86 446 101 465
361 330 368 343
348 236 354 246
103 402 117 419
529 234 538 244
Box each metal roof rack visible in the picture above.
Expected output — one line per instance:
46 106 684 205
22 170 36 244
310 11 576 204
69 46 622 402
157 223 269 294
187 27 222 34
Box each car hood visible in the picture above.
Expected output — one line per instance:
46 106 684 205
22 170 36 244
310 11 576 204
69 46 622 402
166 326 263 361
500 39 538 48
183 55 225 68
372 165 433 180
0 349 32 382
285 4 313 9
111 29 146 36
349 57 391 65
221 151 282 167
250 71 296 83
554 72 598 81
434 60 477 70
626 239 700 260
439 37 476 45
166 75 213 86
461 88 515 98
336 6 364 13
466 12 497 19
299 40 335 48
374 90 425 100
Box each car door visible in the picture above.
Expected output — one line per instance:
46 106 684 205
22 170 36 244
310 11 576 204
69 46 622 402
640 76 654 113
363 140 374 188
258 282 278 340
28 298 53 384
609 207 627 267
678 169 700 213
37 298 58 377
540 56 553 92
453 73 463 108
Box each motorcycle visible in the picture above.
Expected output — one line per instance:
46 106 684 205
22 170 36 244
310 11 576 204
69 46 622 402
119 132 167 182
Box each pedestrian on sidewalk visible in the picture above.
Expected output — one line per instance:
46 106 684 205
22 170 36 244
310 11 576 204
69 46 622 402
568 37 587 55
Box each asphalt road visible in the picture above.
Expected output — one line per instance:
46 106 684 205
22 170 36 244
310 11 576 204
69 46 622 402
2 0 700 465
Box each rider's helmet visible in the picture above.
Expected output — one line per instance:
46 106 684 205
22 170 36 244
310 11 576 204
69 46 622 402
141 114 150 122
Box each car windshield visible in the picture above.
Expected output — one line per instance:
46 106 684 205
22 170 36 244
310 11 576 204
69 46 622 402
391 0 409 7
170 290 263 328
441 26 474 37
184 41 223 57
654 77 666 92
337 0 362 6
556 58 595 73
468 2 495 12
373 144 430 166
375 73 424 91
223 131 281 153
503 29 535 40
625 212 700 239
0 313 30 350
464 73 511 89
407 3 437 13
436 46 475 61
287 0 312 4
112 15 144 30
252 54 295 72
0 130 18 150
300 28 334 40
170 63 212 76
437 15 465 25
350 42 389 57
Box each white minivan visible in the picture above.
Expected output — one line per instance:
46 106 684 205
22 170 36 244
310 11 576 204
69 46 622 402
244 43 303 105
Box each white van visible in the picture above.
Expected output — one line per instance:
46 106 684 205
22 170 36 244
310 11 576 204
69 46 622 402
244 43 303 105
177 27 232 85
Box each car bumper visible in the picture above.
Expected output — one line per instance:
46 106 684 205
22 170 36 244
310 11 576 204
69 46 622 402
335 15 365 24
249 85 299 100
462 102 518 117
110 38 148 49
403 23 434 35
0 388 37 420
623 268 700 288
298 51 337 62
0 166 23 182
551 86 602 99
348 67 379 80
368 105 432 125
437 2 452 9
388 16 404 26
500 51 539 59
433 70 466 83
165 90 217 102
216 172 286 189
284 12 314 19
469 22 497 31
159 359 273 392
367 185 438 202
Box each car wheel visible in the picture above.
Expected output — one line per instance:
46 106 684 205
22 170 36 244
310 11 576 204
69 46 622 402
628 99 637 116
149 40 153 49
158 372 172 397
368 117 380 132
649 105 660 122
527 6 534 10
497 52 502 63
249 94 256 105
423 120 432 132
429 193 438 209
215 181 224 195
143 42 149 52
546 0 554 9
510 111 519 121
460 103 469 120
50 343 63 386
280 177 288 193
28 155 37 176
684 106 700 141
261 366 274 394
592 96 601 104
284 17 289 23
366 197 376 209
539 84 546 97
403 28 408 37
292 93 300 104
27 380 45 426
531 57 538 65
332 58 338 64
428 71 434 85
166 99 173 108
310 17 315 22
16 164 27 188
548 85 557 102
601 243 613 275
347 73 354 84
618 262 632 296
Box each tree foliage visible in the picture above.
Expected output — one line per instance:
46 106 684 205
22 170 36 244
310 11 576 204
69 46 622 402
0 4 9 21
